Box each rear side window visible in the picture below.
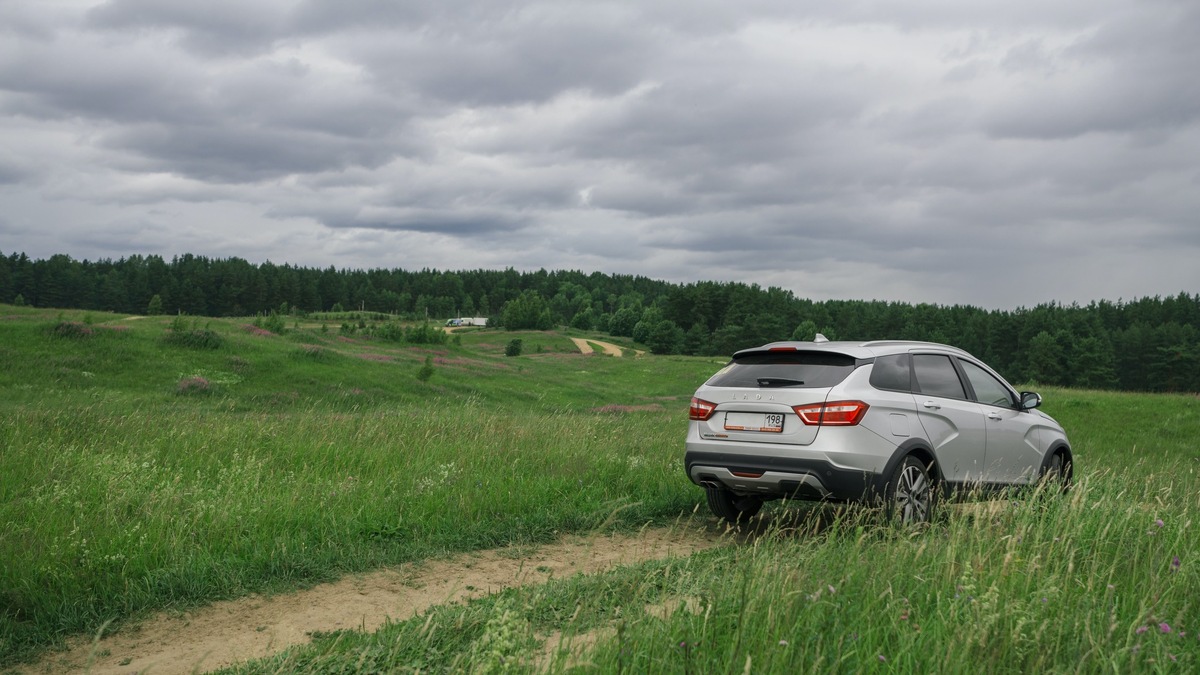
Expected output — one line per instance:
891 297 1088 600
913 354 967 399
869 353 912 392
707 351 858 388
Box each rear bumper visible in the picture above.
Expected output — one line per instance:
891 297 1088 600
684 449 885 502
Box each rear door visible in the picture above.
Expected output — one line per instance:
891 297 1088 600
911 353 987 484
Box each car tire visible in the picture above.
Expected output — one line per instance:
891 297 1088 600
888 455 935 524
705 487 763 522
1041 450 1073 494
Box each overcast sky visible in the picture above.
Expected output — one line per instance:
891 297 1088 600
1 0 1197 309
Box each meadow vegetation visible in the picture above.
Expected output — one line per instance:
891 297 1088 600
0 304 1197 672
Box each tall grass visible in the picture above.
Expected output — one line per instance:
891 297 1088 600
0 404 694 663
2 305 1197 670
225 465 1200 673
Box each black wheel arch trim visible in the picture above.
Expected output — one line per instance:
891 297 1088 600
1039 441 1074 478
874 438 942 499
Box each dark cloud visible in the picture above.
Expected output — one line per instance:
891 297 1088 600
346 12 654 107
0 0 1196 308
85 0 288 56
98 123 402 182
319 209 530 236
0 157 28 185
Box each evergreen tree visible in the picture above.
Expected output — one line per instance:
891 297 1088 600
682 322 710 355
1026 331 1065 385
1067 335 1118 389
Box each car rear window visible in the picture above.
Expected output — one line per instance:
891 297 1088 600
706 351 858 389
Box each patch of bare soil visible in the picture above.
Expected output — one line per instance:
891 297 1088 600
26 527 722 675
569 338 633 357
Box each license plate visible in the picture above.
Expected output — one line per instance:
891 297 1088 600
724 412 784 433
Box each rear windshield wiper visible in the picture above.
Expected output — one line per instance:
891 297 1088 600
757 377 805 388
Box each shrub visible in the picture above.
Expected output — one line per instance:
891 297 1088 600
175 376 212 395
416 355 435 382
49 321 94 340
505 339 523 357
253 311 287 335
164 315 224 349
228 356 252 374
375 322 406 342
165 329 223 350
405 322 448 345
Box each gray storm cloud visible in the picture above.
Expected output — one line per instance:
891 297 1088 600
0 0 1196 308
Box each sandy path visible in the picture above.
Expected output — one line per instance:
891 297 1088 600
569 338 632 357
29 527 722 675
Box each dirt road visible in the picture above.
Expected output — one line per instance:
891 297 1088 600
29 527 723 675
570 337 641 357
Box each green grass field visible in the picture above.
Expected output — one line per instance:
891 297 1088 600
1 305 1198 672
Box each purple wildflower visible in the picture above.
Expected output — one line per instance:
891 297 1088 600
1156 519 1165 528
1171 556 1181 571
1160 622 1172 633
878 655 887 663
1136 626 1149 635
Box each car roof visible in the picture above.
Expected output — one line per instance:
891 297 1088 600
734 339 975 361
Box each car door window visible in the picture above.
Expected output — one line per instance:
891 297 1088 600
912 354 967 400
960 360 1016 408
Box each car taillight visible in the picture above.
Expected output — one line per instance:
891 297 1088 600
689 397 717 421
792 400 869 426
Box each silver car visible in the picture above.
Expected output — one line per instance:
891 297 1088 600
685 337 1073 523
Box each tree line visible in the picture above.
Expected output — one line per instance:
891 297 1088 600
2 251 1197 392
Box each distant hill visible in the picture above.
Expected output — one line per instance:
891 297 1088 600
2 250 1197 391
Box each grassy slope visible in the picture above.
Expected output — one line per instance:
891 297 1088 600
2 305 1198 671
0 307 710 665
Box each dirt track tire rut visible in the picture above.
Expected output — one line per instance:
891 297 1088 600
29 527 723 674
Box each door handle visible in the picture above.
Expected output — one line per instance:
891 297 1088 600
922 401 940 410
987 412 1003 421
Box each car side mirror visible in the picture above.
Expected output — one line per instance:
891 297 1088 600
1020 391 1042 410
